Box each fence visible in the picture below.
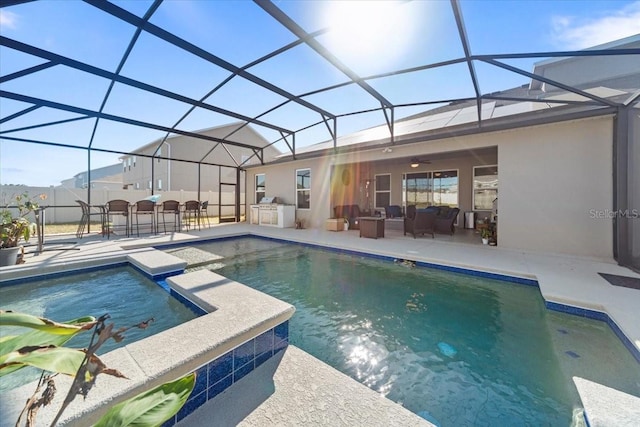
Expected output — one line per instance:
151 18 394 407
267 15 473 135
1 186 245 225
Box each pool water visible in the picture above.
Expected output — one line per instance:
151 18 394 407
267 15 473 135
169 237 640 426
0 266 198 391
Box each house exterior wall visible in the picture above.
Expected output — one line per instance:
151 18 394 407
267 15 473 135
497 116 613 258
531 36 640 92
246 115 615 259
122 125 274 193
245 158 333 229
122 146 244 192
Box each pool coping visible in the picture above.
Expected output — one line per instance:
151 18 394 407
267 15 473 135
0 256 296 426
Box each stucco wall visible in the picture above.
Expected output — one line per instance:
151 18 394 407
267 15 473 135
246 158 333 229
497 117 613 258
246 115 615 259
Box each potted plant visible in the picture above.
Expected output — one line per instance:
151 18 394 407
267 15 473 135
0 192 46 266
343 216 349 231
480 228 491 245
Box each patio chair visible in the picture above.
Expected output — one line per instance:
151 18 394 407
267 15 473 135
386 205 403 218
75 200 106 238
405 205 416 220
106 199 130 239
434 207 460 235
199 200 211 228
133 200 156 236
157 200 181 234
404 209 436 238
183 200 201 231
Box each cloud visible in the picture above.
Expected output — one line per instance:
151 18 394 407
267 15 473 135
0 10 18 29
551 1 640 49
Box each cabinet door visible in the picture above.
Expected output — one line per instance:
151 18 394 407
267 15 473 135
250 207 259 224
260 209 272 224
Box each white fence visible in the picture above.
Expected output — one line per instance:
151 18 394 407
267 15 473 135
1 185 245 224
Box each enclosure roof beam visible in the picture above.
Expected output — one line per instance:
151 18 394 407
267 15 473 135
255 0 394 109
451 0 482 127
0 36 293 136
0 90 263 151
83 0 336 120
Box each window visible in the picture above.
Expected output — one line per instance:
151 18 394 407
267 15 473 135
296 169 311 209
255 174 265 203
375 174 391 208
402 172 430 209
133 156 136 167
135 182 140 189
473 166 498 210
432 170 458 207
402 169 458 209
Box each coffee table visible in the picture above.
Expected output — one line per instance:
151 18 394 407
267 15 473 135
359 217 385 239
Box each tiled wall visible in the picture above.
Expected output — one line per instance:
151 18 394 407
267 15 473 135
162 321 289 426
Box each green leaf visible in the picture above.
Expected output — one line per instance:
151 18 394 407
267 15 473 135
0 346 86 377
0 315 95 377
0 311 96 335
0 315 95 355
95 373 196 427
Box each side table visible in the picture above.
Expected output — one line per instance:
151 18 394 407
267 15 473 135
359 217 385 239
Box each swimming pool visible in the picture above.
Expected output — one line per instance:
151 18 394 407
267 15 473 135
0 266 200 391
165 237 640 426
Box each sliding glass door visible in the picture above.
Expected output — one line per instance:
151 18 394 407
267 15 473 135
403 170 458 209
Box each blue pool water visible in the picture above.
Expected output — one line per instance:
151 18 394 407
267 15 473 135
167 237 640 426
0 266 199 391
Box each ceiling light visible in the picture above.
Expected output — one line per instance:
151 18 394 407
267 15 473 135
410 157 429 168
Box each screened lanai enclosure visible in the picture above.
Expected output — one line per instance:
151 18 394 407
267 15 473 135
1 0 639 269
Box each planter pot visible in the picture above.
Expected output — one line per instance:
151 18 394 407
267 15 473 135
0 246 22 267
482 238 489 245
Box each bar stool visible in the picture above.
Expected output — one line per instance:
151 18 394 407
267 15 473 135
157 200 180 233
75 200 106 238
106 200 130 239
183 200 200 231
134 200 156 236
199 201 211 228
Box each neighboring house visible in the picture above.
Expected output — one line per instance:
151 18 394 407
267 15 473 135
244 35 639 262
60 164 123 189
120 122 279 194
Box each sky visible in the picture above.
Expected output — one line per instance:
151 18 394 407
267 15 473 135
0 0 639 187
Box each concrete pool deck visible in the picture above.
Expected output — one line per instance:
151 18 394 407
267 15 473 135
2 222 639 425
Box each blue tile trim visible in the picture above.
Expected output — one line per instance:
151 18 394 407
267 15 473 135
168 288 208 316
208 351 233 382
546 301 640 363
161 414 176 427
0 261 129 287
208 374 232 400
177 388 207 422
174 320 289 423
234 339 255 369
150 269 185 281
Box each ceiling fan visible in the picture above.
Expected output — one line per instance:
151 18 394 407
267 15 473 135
410 157 431 168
